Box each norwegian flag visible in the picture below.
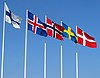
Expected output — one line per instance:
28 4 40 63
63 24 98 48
76 26 97 48
45 17 64 40
28 11 47 37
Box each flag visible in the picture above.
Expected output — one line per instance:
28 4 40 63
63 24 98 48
44 17 64 40
5 3 22 29
62 22 77 43
76 26 97 48
28 11 47 37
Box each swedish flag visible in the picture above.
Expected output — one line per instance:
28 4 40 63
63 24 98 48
62 22 77 43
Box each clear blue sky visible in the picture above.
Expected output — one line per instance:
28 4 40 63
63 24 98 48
0 0 100 78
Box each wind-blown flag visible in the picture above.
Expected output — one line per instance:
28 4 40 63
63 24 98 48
44 17 64 40
5 3 22 29
62 22 77 43
28 11 47 37
76 26 97 48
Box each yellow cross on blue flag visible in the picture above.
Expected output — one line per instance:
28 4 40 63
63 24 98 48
62 22 77 43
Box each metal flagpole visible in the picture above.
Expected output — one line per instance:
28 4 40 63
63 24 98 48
61 44 63 78
44 16 47 78
44 42 46 78
1 2 6 78
24 9 28 78
76 43 78 78
76 26 78 78
61 21 63 78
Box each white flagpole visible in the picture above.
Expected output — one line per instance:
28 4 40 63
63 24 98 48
76 26 78 78
61 21 63 78
44 42 46 78
24 9 28 78
61 44 63 78
44 16 47 78
1 2 6 78
76 44 78 78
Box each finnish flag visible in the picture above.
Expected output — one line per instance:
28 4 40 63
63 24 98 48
5 3 22 29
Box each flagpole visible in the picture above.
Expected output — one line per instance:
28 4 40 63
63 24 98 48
24 9 28 78
44 16 47 78
1 2 6 78
61 21 63 78
44 41 46 78
61 43 63 78
76 43 78 78
76 26 78 78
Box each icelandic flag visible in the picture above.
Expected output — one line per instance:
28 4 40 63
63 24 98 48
28 11 47 37
5 3 22 29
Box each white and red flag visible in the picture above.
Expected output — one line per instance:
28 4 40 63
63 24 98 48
76 26 97 48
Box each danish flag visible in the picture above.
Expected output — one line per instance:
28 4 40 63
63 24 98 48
76 26 97 48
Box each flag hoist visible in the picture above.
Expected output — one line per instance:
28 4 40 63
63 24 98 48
76 26 79 78
44 16 47 78
60 21 63 78
44 41 47 78
75 25 97 78
61 21 78 78
76 43 78 78
1 2 6 78
1 2 22 78
60 42 63 78
24 10 48 78
24 9 28 78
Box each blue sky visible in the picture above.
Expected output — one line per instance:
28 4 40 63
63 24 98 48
0 0 100 78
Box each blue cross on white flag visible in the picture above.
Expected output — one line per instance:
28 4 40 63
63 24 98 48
5 3 22 29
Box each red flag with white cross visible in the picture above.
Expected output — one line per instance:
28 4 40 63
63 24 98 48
76 26 97 48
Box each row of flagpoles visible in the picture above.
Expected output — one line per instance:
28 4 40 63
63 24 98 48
1 2 97 78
